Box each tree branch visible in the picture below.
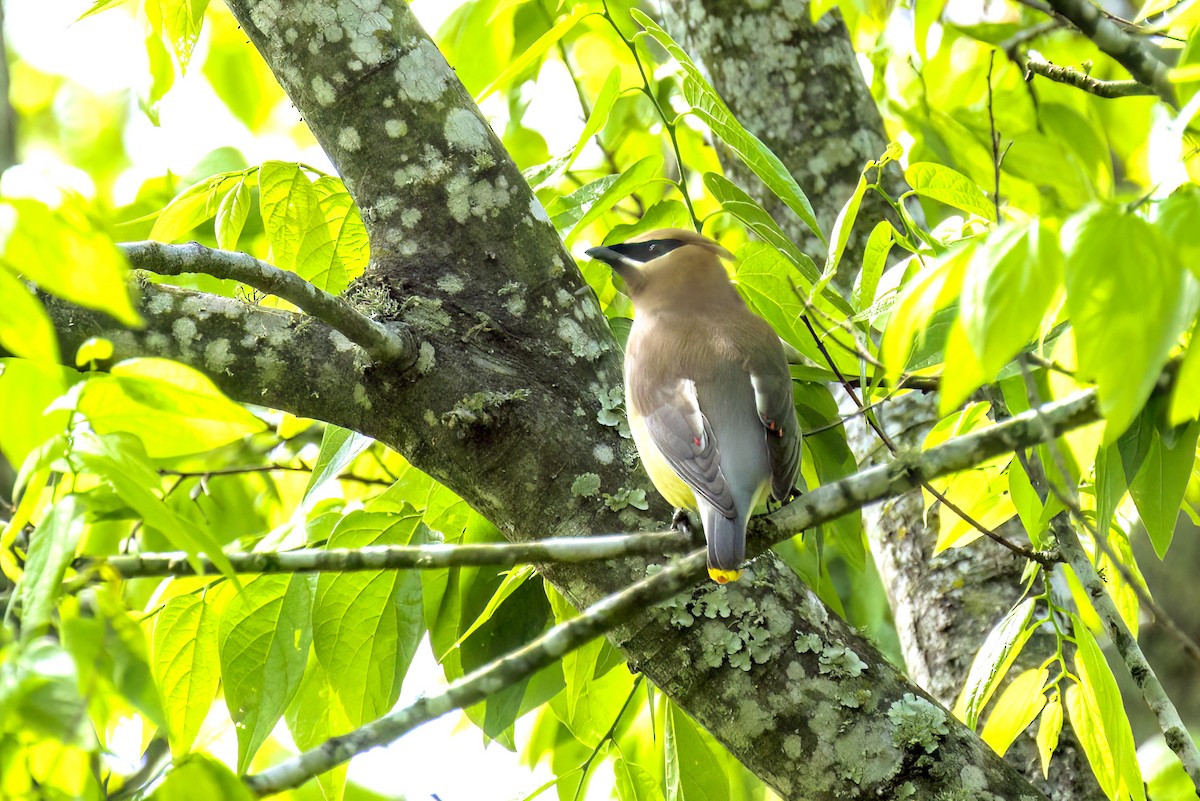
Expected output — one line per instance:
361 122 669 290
84 532 694 577
1022 0 1175 104
1052 516 1200 791
1023 52 1157 98
243 549 711 796
121 241 417 367
242 382 1107 797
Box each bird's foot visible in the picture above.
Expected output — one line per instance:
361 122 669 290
670 508 700 542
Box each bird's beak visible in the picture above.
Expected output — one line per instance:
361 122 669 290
585 245 633 269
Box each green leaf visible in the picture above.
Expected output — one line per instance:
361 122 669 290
564 155 664 245
474 5 596 101
283 657 350 800
215 175 253 251
980 666 1048 756
149 174 238 243
218 574 314 774
72 431 235 579
303 424 374 508
145 754 253 801
0 359 74 467
881 242 972 377
1037 691 1063 778
1063 206 1194 442
905 162 995 221
0 268 58 363
445 563 536 656
1067 618 1145 801
959 221 1062 382
615 754 667 801
826 175 867 277
633 9 822 241
259 161 319 271
78 358 266 459
0 198 140 327
704 173 820 285
665 701 730 801
313 510 426 725
1129 421 1198 557
146 0 210 72
18 498 85 640
953 598 1036 728
548 175 620 231
856 221 894 310
152 592 221 755
1094 441 1127 542
1008 459 1047 549
302 177 369 294
567 66 622 171
1169 332 1200 425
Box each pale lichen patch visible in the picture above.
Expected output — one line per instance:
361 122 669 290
443 108 491 155
887 693 948 755
415 341 436 374
558 318 603 361
353 382 372 410
571 473 602 498
338 127 362 151
394 40 449 103
592 443 614 465
204 338 235 373
172 317 198 351
436 274 465 294
311 75 336 106
385 119 408 138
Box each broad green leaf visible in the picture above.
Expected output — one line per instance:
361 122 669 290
881 242 972 377
146 0 210 71
980 666 1048 756
259 161 319 272
215 175 253 251
218 574 314 773
78 358 266 458
0 268 58 363
313 510 425 725
75 337 114 367
856 221 894 310
633 9 822 241
905 162 995 221
0 640 90 745
1008 459 1047 549
474 5 596 101
1063 206 1194 442
953 597 1036 728
72 431 234 579
145 754 253 801
1069 616 1145 801
1037 691 1063 778
303 176 369 293
303 424 374 508
704 172 821 286
1169 333 1200 425
18 498 85 640
929 459 1015 552
0 198 140 327
1094 441 1126 543
283 657 350 800
567 67 623 172
826 175 867 277
149 174 238 244
1158 184 1200 276
0 359 73 467
665 701 729 801
548 175 620 231
615 754 667 801
152 592 221 755
564 155 664 245
959 220 1063 383
445 563 535 656
1129 421 1198 557
605 199 691 244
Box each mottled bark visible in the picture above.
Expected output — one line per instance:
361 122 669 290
662 0 906 286
848 392 1102 800
38 0 1067 797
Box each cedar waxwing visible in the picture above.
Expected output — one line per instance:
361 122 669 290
586 229 802 583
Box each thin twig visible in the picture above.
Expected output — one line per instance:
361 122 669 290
1023 52 1157 98
83 532 695 578
158 463 393 486
121 241 417 366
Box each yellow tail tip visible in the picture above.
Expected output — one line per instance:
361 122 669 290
708 567 742 584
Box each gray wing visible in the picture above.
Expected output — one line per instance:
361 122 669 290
750 366 802 502
637 378 736 517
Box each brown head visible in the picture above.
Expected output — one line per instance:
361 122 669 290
585 228 738 312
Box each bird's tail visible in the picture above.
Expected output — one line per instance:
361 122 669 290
700 503 745 584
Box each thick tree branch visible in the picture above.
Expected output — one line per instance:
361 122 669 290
86 532 694 577
1023 52 1157 98
121 241 417 366
244 550 710 796
246 383 1107 798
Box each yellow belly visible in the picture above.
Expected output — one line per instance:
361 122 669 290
629 410 697 510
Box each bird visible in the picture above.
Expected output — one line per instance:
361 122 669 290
586 228 801 583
